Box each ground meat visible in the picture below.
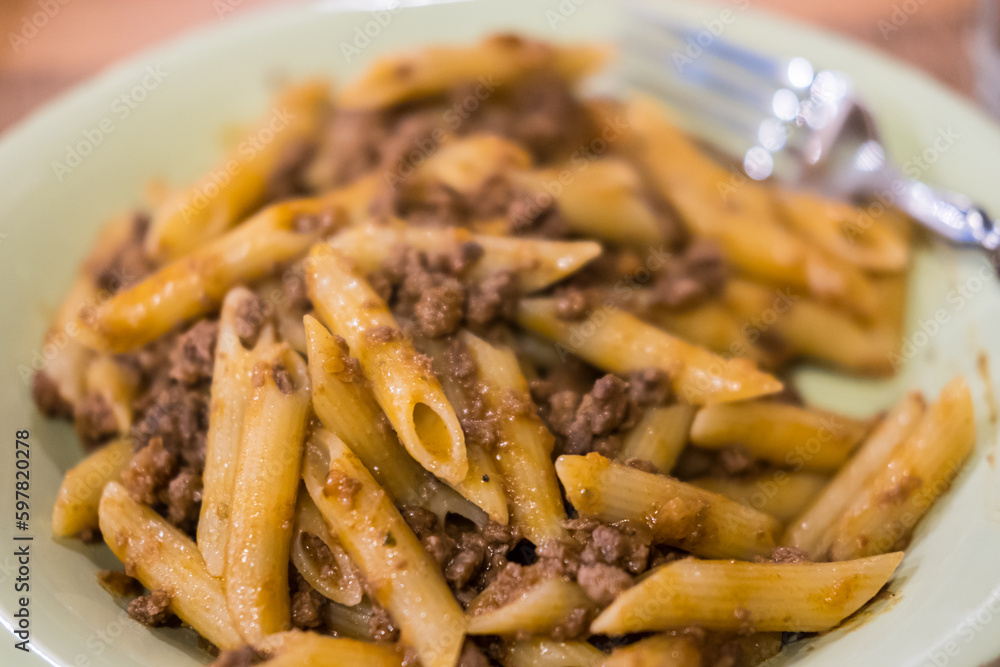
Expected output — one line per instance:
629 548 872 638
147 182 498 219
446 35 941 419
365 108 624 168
131 379 210 474
234 292 267 348
400 506 522 605
717 446 757 476
31 371 73 419
165 468 202 527
466 271 519 328
290 588 324 629
326 470 363 506
577 563 633 605
94 213 155 294
457 641 491 667
264 139 315 202
97 570 142 599
766 546 811 564
403 182 470 228
585 375 630 435
554 286 590 321
366 326 401 344
272 363 294 394
568 519 652 575
127 589 173 627
309 109 388 188
368 603 400 643
74 393 119 449
121 437 177 506
467 174 514 220
461 70 595 163
169 320 218 385
414 279 465 338
651 239 728 310
210 646 264 667
627 368 672 407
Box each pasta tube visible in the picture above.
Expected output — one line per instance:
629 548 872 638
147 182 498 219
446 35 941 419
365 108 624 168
225 344 311 641
783 392 925 556
147 81 331 260
303 431 466 667
821 377 974 561
590 553 905 634
306 248 468 484
556 453 780 560
516 298 782 405
52 438 132 537
98 482 242 650
689 401 872 472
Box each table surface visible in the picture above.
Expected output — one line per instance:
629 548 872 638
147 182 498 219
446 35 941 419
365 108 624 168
0 0 981 133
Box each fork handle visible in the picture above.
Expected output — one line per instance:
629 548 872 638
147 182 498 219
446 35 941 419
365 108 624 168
894 178 1000 252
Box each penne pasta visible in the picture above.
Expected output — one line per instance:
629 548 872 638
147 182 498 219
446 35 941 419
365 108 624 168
303 431 466 667
147 81 331 261
516 298 783 405
466 578 593 636
338 34 607 109
821 377 975 561
407 133 532 195
625 96 879 318
415 334 508 525
590 553 905 634
617 403 695 474
556 453 781 560
461 331 569 544
52 438 132 537
303 315 483 522
98 482 242 650
329 223 602 293
503 638 606 667
642 301 777 368
784 392 926 556
775 189 909 274
513 158 666 247
198 287 275 577
253 630 403 667
689 401 872 473
291 492 364 607
81 195 339 353
689 472 829 524
306 247 468 484
81 355 135 433
603 635 702 667
225 344 311 642
722 279 899 376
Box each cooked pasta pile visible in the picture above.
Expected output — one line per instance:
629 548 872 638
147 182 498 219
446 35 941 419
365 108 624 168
36 34 975 667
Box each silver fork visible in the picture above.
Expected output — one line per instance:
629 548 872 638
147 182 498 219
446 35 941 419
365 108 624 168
617 7 1000 253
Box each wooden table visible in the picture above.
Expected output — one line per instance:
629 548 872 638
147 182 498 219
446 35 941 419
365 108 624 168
0 0 980 133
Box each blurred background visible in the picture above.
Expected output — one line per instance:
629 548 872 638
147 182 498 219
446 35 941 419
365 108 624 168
0 0 984 132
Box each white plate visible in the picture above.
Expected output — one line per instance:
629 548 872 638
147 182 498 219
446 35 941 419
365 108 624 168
2 1 999 665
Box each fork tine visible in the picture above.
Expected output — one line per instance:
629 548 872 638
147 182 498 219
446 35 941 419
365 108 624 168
622 3 813 90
